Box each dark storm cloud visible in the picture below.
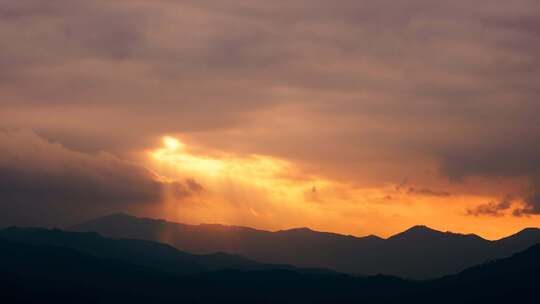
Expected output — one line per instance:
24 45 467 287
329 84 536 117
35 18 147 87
515 186 540 216
0 131 198 227
467 195 516 217
465 182 540 217
438 125 540 215
1 0 540 217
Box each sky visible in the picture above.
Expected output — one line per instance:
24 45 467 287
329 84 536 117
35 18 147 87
1 0 539 239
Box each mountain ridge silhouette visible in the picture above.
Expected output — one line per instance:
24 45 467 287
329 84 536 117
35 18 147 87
1 227 539 303
70 213 540 279
0 226 304 276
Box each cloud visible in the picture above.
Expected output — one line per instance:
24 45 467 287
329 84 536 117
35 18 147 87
408 188 452 197
467 195 515 217
168 178 205 200
465 192 540 218
438 135 540 215
0 130 199 227
513 187 540 216
395 178 409 192
0 0 540 227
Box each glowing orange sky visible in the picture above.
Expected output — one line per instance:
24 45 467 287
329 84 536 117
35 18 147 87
147 136 539 240
1 0 540 237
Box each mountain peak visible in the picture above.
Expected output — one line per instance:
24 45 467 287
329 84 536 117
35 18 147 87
283 227 314 233
403 225 442 235
497 227 540 242
388 225 488 242
409 225 435 231
388 225 444 241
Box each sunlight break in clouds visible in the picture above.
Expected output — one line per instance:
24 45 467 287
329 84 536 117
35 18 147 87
152 136 333 204
149 136 390 234
147 136 539 240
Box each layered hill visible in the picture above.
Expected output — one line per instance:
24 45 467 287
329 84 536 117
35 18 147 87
1 229 539 303
0 227 294 276
71 213 540 278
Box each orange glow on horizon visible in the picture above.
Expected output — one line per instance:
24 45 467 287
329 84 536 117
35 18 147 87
147 136 540 241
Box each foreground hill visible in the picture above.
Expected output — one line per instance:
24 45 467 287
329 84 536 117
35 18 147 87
71 213 540 278
0 236 411 304
0 227 295 276
1 232 539 303
405 242 540 303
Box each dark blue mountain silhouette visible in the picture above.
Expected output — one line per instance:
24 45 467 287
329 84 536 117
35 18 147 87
1 227 539 303
0 227 300 275
402 243 540 303
71 213 540 278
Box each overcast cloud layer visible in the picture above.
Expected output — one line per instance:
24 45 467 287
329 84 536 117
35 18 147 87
0 131 198 227
1 0 539 228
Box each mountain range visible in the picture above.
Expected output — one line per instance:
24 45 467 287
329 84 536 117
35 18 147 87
71 213 540 279
0 226 539 303
0 227 300 276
